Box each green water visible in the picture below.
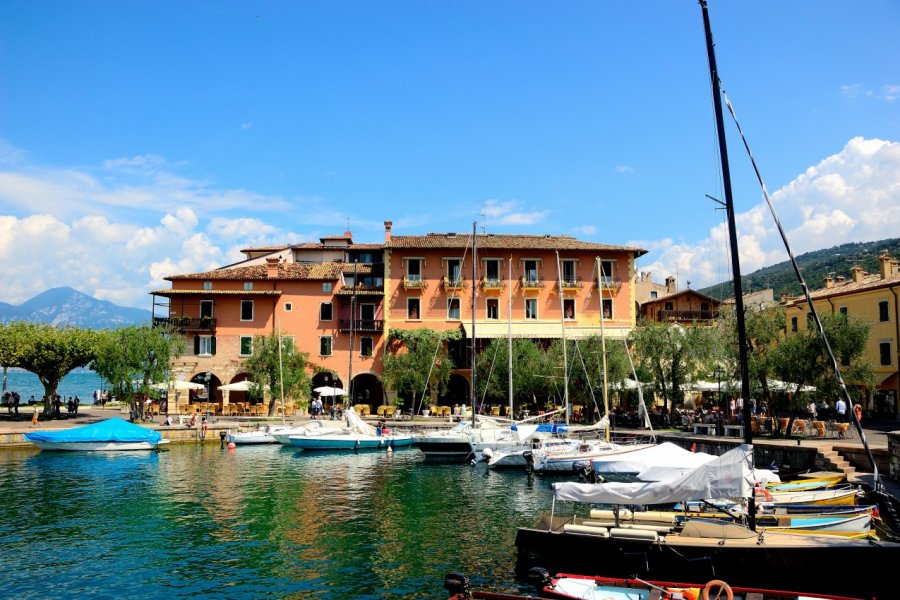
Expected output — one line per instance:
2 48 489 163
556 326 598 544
0 444 557 599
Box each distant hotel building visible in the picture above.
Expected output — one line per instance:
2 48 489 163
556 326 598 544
151 221 646 411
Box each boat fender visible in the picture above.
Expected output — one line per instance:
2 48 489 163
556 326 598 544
669 587 701 600
701 580 733 600
754 486 773 502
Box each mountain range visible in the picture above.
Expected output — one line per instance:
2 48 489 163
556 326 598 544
0 287 152 329
700 237 900 300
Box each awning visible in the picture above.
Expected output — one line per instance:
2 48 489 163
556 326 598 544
462 322 631 340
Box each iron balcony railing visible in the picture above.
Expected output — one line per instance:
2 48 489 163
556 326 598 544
339 319 384 333
595 276 622 290
520 276 544 289
560 277 582 290
657 310 719 322
481 277 504 290
403 276 428 290
153 316 217 332
442 276 465 290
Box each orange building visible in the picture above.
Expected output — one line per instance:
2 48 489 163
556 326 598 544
151 222 646 413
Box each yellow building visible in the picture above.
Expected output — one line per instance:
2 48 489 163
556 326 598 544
783 253 900 416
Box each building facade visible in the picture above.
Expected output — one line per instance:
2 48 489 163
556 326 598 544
782 253 900 416
151 221 646 411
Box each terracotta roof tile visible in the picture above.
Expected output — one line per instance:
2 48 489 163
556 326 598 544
165 262 342 281
239 245 290 253
149 289 282 297
388 233 646 255
785 271 900 306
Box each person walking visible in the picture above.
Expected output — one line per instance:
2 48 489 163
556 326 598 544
835 397 847 422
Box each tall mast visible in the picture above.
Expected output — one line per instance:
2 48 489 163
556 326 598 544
700 0 755 530
507 254 513 418
471 222 478 426
348 260 357 407
555 251 570 426
277 319 285 425
596 258 611 442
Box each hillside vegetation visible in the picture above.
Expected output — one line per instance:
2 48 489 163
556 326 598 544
701 238 900 301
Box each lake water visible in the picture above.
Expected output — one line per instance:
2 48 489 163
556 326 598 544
0 444 558 599
2 368 105 404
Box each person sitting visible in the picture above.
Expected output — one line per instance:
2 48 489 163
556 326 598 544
376 418 386 436
186 414 197 428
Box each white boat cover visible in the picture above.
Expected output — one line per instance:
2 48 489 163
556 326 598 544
592 442 716 477
345 409 378 436
554 444 754 505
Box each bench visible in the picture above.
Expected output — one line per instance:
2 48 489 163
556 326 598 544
693 423 716 435
723 424 744 438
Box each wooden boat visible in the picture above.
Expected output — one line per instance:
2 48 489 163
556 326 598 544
443 570 869 600
762 487 862 506
765 474 846 492
24 417 169 451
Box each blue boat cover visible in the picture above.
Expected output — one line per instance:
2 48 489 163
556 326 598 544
511 423 568 434
25 417 162 444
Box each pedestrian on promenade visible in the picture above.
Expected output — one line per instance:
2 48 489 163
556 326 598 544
854 403 863 423
835 397 847 422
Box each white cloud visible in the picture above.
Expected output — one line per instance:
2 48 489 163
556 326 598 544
615 165 636 174
840 83 899 102
481 199 548 226
640 137 900 291
572 225 596 236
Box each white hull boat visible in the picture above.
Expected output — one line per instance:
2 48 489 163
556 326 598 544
530 441 655 473
227 425 293 445
25 417 168 451
288 410 413 451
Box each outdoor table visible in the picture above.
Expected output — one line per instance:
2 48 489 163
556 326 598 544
723 424 744 437
693 423 715 435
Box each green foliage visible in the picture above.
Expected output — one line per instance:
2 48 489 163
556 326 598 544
701 237 900 300
475 338 549 405
383 328 455 403
717 305 787 402
629 320 717 412
0 321 103 415
243 333 312 415
93 325 186 419
772 312 874 414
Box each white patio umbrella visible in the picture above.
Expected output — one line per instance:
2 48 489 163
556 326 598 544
154 380 205 392
314 386 347 396
218 380 266 392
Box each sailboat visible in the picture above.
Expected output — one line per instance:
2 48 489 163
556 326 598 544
514 4 900 598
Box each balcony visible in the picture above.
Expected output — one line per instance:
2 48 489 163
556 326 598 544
657 310 719 323
559 278 582 293
481 277 504 292
335 284 384 296
153 316 216 332
443 276 466 291
595 276 622 291
520 276 544 290
403 276 428 291
339 319 384 333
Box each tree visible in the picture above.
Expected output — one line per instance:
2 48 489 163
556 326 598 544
475 338 549 409
543 336 630 413
0 321 102 417
243 333 312 416
382 328 458 408
629 320 717 413
717 305 786 405
772 312 874 431
93 325 186 421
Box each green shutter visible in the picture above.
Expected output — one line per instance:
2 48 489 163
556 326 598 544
211 336 217 355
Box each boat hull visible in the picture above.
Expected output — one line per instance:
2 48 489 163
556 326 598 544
289 434 412 451
515 521 898 599
31 440 168 451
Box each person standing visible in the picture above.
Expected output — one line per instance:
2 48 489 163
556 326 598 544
854 403 863 423
835 397 847 422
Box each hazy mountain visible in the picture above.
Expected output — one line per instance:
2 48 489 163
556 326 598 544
700 238 900 300
0 287 152 329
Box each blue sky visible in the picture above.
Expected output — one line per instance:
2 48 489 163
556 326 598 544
1 1 898 309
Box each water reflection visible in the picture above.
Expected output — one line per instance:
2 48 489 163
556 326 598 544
0 445 556 599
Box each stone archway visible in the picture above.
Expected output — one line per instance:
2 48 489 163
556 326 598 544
351 372 384 410
439 373 470 410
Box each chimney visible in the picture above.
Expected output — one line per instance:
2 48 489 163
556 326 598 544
850 265 864 283
266 257 280 278
384 220 393 243
879 253 894 279
836 275 846 284
665 276 676 294
824 276 834 289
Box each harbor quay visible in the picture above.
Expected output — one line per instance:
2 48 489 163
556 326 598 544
2 404 899 496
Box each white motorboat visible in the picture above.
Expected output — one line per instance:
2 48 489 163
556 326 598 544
288 410 413 451
25 417 169 451
528 439 655 473
414 417 534 460
226 424 294 445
